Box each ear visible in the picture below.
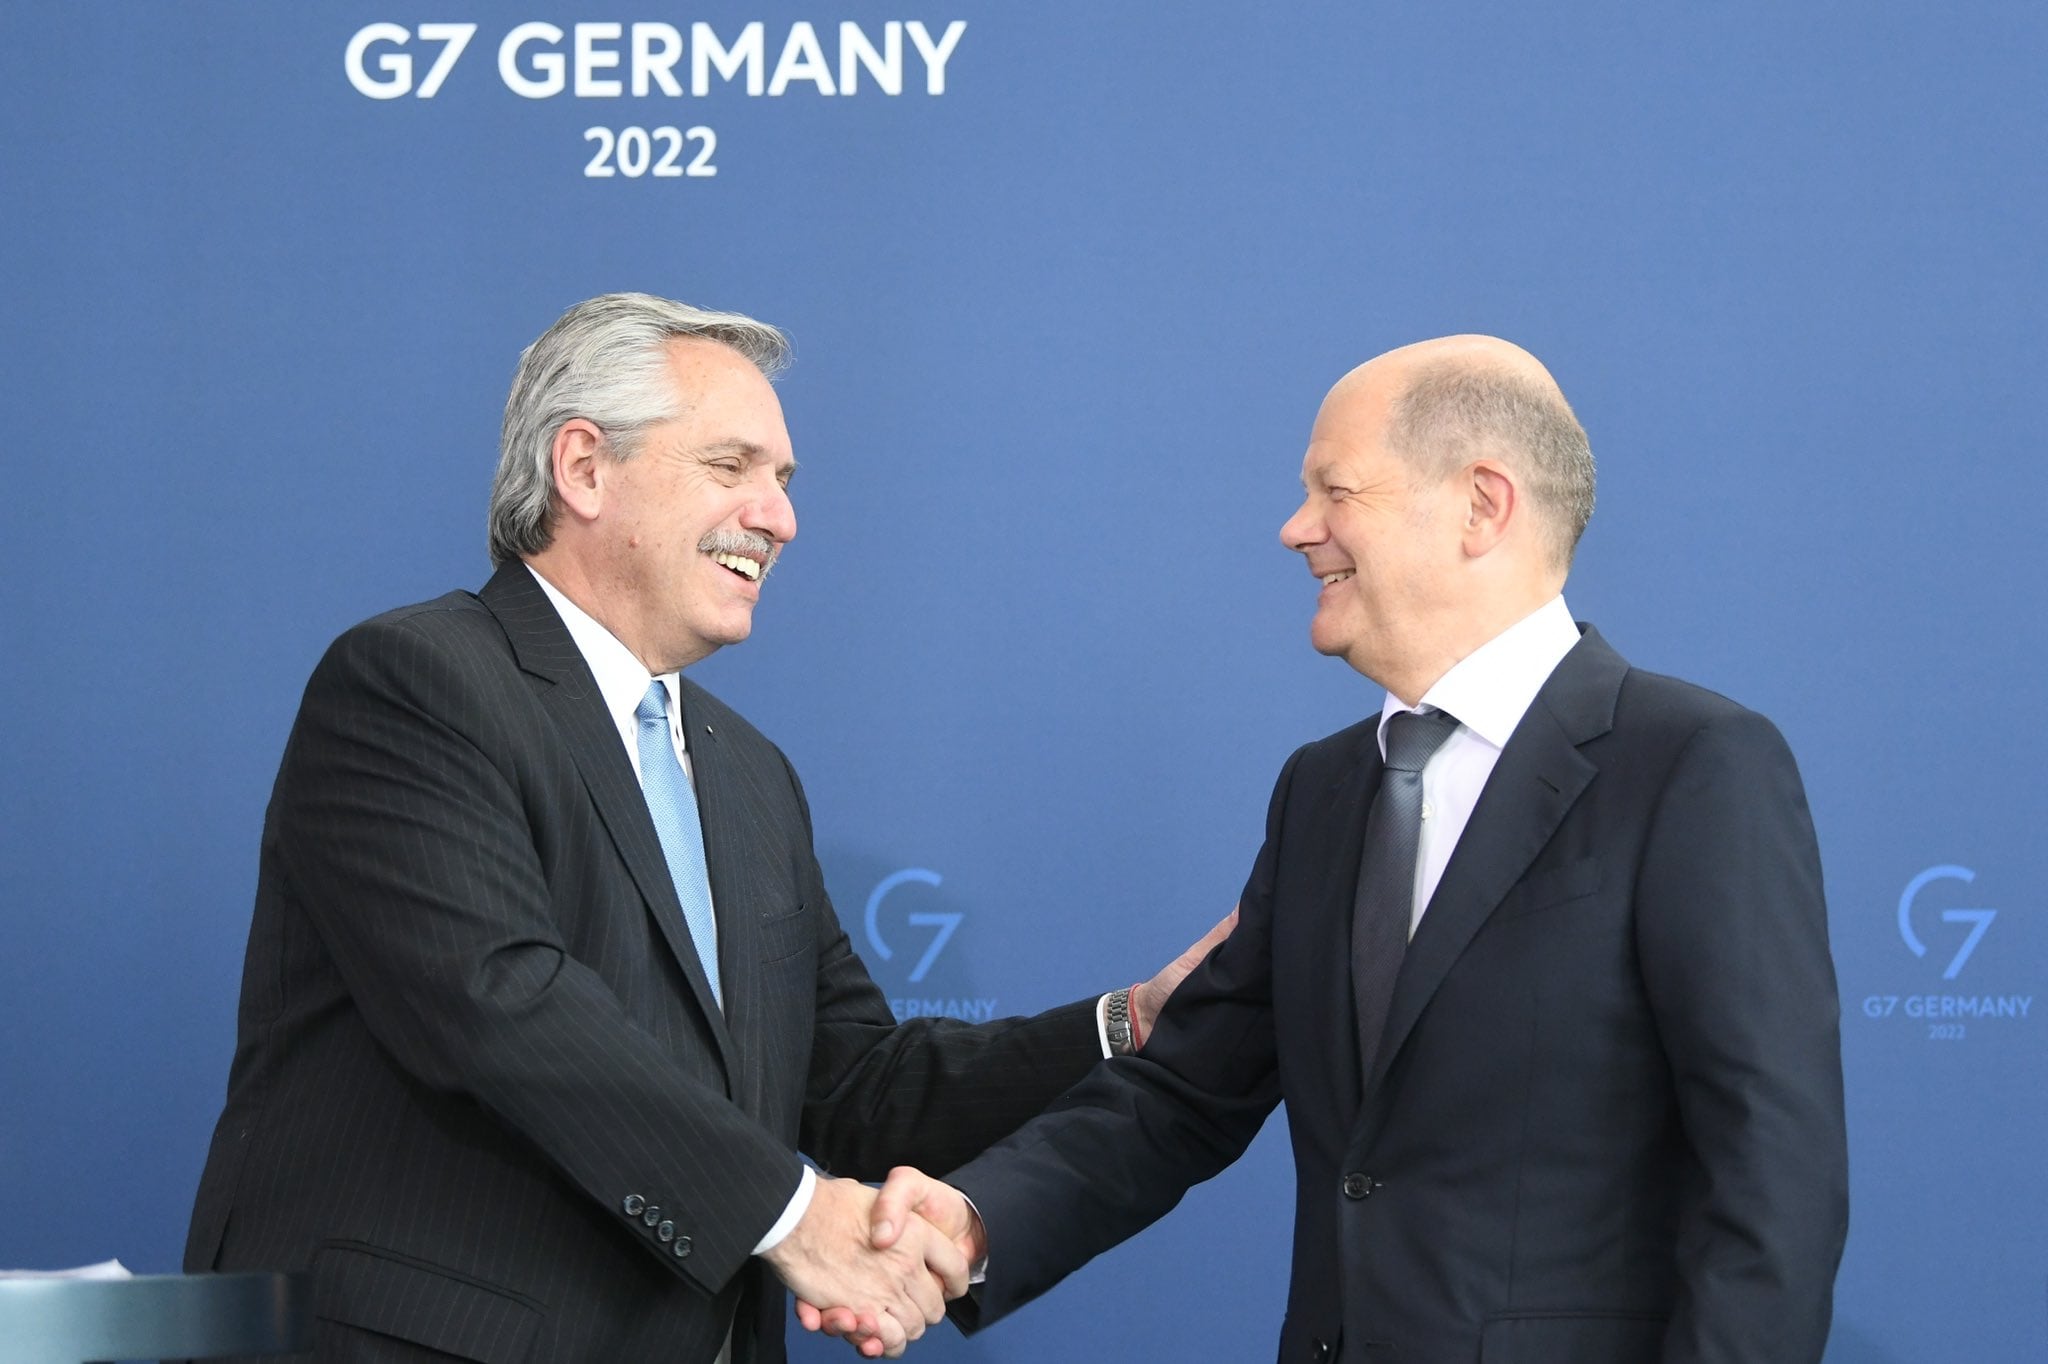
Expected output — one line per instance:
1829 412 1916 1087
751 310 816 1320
1460 459 1517 558
550 419 609 525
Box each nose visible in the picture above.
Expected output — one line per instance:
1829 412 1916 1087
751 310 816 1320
1280 496 1322 554
742 474 797 545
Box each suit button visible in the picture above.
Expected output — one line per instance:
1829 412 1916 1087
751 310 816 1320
643 1205 662 1227
622 1194 646 1217
656 1220 676 1243
672 1236 693 1258
1342 1172 1372 1199
1309 1339 1332 1362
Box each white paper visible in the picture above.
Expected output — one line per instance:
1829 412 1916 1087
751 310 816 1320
0 1259 133 1280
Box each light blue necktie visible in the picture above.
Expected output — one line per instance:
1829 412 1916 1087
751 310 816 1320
636 680 721 1007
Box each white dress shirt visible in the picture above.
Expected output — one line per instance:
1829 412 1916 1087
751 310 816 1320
1378 596 1581 937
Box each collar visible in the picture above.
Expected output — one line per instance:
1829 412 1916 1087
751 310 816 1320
526 564 683 744
1378 595 1579 755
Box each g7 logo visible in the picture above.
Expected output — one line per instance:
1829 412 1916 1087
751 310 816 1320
863 868 961 984
1897 865 1996 980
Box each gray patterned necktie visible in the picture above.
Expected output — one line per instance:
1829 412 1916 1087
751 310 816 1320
636 681 722 1007
1352 707 1460 1083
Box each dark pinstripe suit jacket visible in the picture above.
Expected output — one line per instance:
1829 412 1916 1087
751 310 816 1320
185 563 1102 1362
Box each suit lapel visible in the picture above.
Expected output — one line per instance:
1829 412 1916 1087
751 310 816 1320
479 565 739 1082
1360 628 1625 1103
1305 729 1386 1120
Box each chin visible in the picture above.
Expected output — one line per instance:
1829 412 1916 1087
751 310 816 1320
666 617 753 669
1308 623 1350 659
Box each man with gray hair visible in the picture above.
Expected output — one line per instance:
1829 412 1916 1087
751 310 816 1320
185 293 1227 1361
841 336 1849 1363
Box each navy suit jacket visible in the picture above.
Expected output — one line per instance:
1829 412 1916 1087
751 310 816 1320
951 627 1848 1364
186 563 1102 1362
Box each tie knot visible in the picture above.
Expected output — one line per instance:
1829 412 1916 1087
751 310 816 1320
1383 708 1459 772
636 680 670 727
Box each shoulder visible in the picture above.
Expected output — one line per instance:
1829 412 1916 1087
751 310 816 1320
1262 712 1380 810
1594 663 1803 802
350 589 498 644
1555 627 1787 753
308 589 512 700
1613 665 1787 749
1295 712 1381 770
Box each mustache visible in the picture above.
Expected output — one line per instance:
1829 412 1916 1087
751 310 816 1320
697 528 780 576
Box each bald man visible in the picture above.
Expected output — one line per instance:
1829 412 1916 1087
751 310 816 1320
830 339 1849 1362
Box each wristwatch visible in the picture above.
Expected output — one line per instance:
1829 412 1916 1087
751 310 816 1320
1104 986 1136 1056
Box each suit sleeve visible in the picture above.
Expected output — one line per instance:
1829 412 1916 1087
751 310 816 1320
789 747 1109 1180
939 749 1303 1329
277 616 804 1294
1634 710 1849 1363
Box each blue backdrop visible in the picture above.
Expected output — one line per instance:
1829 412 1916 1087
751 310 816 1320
3 4 2043 1360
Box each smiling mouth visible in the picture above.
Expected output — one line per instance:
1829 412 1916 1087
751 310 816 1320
711 551 762 582
1321 570 1355 587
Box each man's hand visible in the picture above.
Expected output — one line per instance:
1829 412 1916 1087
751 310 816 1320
868 1166 983 1263
797 1167 983 1355
1131 906 1237 1044
765 1175 966 1358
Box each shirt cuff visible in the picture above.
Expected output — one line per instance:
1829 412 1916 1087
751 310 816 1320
1094 992 1116 1057
961 1189 989 1285
752 1164 817 1255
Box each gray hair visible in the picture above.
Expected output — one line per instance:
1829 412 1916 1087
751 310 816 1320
1386 361 1596 567
488 292 791 565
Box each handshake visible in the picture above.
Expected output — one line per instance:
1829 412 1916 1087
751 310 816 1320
758 909 1236 1356
763 1166 978 1359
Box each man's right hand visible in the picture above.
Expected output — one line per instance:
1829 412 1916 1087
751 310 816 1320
797 1167 983 1355
763 1174 967 1358
867 1166 983 1265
